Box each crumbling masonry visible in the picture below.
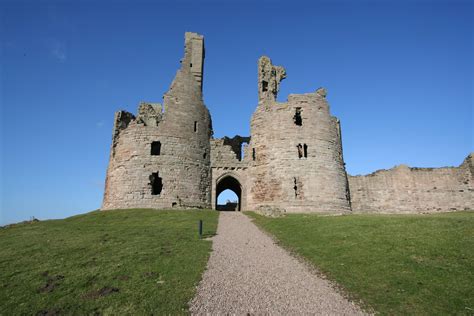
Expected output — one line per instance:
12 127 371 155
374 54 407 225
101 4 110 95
102 32 473 213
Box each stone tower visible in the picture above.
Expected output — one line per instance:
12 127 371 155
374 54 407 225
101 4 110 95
102 32 212 210
245 56 352 213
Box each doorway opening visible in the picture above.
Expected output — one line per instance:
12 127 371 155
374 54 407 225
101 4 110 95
216 175 242 211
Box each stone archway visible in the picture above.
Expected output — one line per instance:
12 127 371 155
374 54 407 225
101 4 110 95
215 175 242 211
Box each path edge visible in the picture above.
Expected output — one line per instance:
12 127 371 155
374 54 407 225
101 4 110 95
187 211 221 312
243 211 372 315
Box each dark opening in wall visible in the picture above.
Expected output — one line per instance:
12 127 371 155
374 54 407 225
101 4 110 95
293 178 297 197
203 152 207 159
151 141 161 155
216 176 242 212
297 144 303 159
304 144 308 158
150 172 163 195
262 80 268 92
190 63 193 67
252 148 256 161
194 121 198 132
294 108 302 126
172 202 177 207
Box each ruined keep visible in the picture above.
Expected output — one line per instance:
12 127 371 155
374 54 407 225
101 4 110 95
102 32 473 214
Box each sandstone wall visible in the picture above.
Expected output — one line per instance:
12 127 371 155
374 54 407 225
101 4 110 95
246 57 351 214
348 154 474 213
210 136 249 210
102 32 212 210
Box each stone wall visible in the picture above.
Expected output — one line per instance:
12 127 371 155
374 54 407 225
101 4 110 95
210 136 249 210
245 57 351 214
102 32 212 210
348 154 474 213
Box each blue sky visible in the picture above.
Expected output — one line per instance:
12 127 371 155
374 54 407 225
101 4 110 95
1 0 472 225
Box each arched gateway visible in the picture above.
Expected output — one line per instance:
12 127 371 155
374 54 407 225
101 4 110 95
214 174 244 211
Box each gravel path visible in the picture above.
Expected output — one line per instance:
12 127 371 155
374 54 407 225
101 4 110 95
189 212 366 315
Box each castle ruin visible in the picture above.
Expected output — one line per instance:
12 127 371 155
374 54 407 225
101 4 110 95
102 32 473 214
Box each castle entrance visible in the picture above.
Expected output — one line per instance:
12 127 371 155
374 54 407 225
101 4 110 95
215 175 242 211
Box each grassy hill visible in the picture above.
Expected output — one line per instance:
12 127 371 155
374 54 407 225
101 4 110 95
248 211 474 315
2 208 472 315
0 209 218 315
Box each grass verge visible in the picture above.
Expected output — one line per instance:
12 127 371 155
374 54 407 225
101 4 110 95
247 211 474 315
0 209 218 315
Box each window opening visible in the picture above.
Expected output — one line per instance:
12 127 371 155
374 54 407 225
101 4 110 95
294 177 298 198
150 172 163 195
151 141 161 155
297 144 303 159
194 121 198 132
304 144 308 158
252 148 256 161
294 108 302 126
262 80 268 92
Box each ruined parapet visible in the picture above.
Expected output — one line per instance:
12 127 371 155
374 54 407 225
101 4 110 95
248 57 351 213
348 153 474 213
258 56 286 103
110 111 135 157
462 153 474 174
211 136 251 164
136 102 162 126
102 32 212 210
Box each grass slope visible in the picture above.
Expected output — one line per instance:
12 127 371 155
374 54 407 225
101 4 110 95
248 211 474 315
0 209 218 315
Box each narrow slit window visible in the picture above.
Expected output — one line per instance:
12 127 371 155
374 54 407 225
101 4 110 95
252 148 256 161
262 80 268 92
293 177 298 198
194 121 198 132
190 63 193 67
294 108 302 126
150 172 163 195
304 144 308 158
297 144 303 159
151 141 161 155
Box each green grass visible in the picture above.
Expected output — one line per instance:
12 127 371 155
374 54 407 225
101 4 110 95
0 209 218 315
248 211 474 315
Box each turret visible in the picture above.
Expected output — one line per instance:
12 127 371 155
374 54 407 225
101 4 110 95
183 32 205 91
248 56 351 213
102 32 212 210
